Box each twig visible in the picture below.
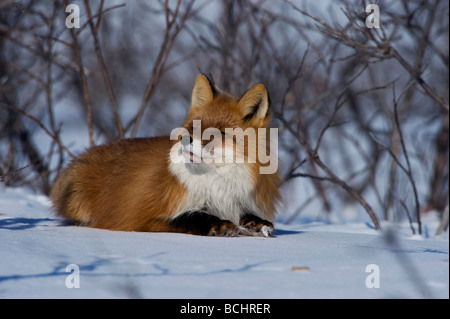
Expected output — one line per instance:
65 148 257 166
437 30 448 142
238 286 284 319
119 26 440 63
129 0 194 137
84 0 124 139
66 0 94 147
75 3 126 37
5 104 75 159
277 112 382 230
436 198 449 236
0 164 31 184
392 84 422 234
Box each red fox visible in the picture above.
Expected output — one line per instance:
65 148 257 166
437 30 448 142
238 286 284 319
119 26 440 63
50 75 281 237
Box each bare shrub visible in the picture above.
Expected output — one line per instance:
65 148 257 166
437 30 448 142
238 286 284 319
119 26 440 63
0 0 448 234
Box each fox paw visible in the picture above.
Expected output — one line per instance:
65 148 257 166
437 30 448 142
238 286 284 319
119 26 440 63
240 215 274 237
208 220 240 237
259 225 274 237
207 221 274 237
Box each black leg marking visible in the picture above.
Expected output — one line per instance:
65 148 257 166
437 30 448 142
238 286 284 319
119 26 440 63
170 211 239 236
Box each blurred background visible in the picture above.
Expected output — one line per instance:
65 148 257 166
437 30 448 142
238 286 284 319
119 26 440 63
0 0 448 234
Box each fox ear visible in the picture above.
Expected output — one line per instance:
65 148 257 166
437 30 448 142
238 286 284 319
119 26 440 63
238 83 270 125
191 74 216 109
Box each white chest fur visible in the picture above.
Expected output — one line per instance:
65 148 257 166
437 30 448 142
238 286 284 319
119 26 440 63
169 161 258 225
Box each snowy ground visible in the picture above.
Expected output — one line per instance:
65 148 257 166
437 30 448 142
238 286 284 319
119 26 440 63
0 187 448 299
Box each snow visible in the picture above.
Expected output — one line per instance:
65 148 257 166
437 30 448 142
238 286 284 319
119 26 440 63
0 187 448 299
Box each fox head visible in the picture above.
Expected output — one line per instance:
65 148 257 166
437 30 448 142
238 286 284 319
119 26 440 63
188 74 271 129
171 74 275 171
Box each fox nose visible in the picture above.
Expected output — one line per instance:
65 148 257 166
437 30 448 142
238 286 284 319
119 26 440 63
180 135 192 147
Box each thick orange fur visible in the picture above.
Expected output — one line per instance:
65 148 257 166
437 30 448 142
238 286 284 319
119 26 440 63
50 75 281 236
51 137 185 232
